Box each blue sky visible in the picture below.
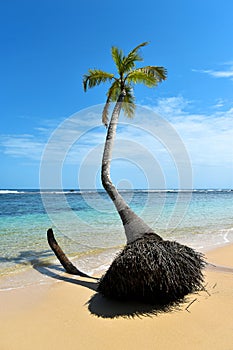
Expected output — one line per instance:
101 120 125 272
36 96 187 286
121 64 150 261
1 0 233 189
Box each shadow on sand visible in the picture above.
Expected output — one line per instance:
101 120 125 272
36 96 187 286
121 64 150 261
33 260 181 319
86 292 181 319
1 249 181 318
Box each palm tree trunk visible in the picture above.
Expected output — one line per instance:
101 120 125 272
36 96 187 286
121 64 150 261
47 228 95 278
101 92 162 243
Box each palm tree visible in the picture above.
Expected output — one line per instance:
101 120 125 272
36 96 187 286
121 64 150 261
47 42 205 305
83 42 205 303
83 41 166 243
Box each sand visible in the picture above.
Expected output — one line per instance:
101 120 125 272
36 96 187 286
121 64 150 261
0 244 233 350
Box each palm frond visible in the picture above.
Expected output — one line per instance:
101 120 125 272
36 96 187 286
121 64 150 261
102 80 121 126
138 66 167 81
111 46 123 74
107 80 121 102
128 41 149 59
126 66 167 87
83 69 115 91
83 43 167 125
122 42 149 73
122 86 136 119
126 70 158 87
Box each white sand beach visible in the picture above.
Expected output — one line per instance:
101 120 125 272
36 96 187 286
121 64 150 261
0 243 233 350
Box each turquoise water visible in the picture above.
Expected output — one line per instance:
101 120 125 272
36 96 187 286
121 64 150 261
0 189 233 290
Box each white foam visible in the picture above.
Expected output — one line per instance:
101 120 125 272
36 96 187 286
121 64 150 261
0 190 22 194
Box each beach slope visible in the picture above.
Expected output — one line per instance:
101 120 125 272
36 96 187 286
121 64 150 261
0 244 233 350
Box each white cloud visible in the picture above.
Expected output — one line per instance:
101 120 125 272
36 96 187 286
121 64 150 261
193 63 233 80
213 98 225 109
173 115 233 166
1 98 233 189
0 108 104 164
148 96 189 116
147 97 233 168
1 134 44 160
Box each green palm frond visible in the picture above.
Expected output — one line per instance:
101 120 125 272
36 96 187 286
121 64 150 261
138 66 167 81
122 86 135 119
126 70 158 87
83 69 115 91
111 46 123 74
83 42 167 125
126 66 167 87
102 80 121 125
107 80 121 102
122 42 149 73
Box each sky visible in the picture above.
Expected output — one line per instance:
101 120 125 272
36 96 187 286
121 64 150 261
0 0 233 189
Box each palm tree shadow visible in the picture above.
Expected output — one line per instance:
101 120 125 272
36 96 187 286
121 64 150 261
33 261 181 318
1 249 182 318
32 263 98 292
87 293 181 319
0 249 51 266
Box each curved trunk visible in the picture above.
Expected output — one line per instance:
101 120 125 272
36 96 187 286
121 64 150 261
101 92 162 243
47 228 96 279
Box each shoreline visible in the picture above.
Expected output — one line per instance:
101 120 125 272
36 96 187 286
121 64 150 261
0 243 233 349
0 237 232 293
1 237 232 293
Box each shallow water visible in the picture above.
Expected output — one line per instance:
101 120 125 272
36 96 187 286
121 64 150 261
0 189 233 290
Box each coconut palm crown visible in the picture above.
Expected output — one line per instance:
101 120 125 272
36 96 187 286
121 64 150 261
83 42 167 127
83 42 167 244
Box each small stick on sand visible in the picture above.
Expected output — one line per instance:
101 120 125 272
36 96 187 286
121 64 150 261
185 298 197 312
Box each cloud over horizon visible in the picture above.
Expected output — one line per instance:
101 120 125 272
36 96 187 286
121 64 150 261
1 96 233 188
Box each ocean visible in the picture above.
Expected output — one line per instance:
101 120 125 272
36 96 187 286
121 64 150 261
0 189 233 291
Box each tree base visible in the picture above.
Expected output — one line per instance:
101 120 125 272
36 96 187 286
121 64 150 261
98 235 205 304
